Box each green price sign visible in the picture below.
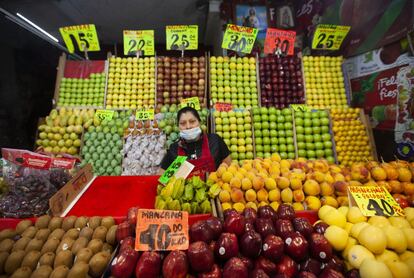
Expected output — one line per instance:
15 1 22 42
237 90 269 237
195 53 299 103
312 24 351 50
166 25 198 50
59 24 100 53
180 97 201 110
95 110 114 121
136 108 155 120
123 30 155 56
159 156 187 184
222 24 258 54
290 104 311 112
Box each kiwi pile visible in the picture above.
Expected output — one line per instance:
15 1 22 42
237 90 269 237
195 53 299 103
0 215 118 278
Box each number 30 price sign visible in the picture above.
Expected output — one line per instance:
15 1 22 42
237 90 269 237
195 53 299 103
264 28 296 56
135 209 189 251
348 186 404 217
312 24 350 50
222 24 258 54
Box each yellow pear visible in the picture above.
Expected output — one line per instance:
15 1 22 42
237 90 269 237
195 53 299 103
350 222 370 238
389 217 411 229
348 245 375 269
385 259 414 278
368 216 391 228
400 251 414 262
324 209 347 228
358 225 387 254
359 258 393 278
347 206 367 224
383 225 407 253
376 249 400 263
403 228 414 251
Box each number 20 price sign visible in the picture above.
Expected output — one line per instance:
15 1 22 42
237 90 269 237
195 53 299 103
222 24 258 54
348 186 404 217
135 209 189 251
123 30 155 56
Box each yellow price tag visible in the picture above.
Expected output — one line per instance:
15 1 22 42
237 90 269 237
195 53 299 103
166 25 198 50
59 24 100 53
123 30 155 56
348 186 404 217
135 108 155 120
222 24 258 54
290 104 311 112
180 97 201 110
312 24 350 50
95 110 114 121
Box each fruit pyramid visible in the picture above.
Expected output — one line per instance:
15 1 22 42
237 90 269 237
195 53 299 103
252 107 296 159
106 56 156 109
331 107 375 165
303 56 348 109
210 56 259 108
213 109 254 163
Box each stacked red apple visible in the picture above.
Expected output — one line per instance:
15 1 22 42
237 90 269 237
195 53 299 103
157 56 206 107
259 56 305 108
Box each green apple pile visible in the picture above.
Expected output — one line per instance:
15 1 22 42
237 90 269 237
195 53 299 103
210 56 259 108
294 110 335 163
80 111 130 175
214 109 254 162
253 107 296 159
303 56 348 109
57 73 106 107
36 108 95 155
157 104 209 148
107 56 156 109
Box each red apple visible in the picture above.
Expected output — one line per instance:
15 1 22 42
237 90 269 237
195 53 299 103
215 233 239 261
309 233 332 262
222 257 248 278
239 231 262 258
276 256 298 278
275 219 294 239
284 232 309 261
262 234 284 262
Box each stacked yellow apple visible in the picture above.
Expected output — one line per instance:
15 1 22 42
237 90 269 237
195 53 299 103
331 107 374 165
209 156 350 213
319 205 414 277
303 56 348 109
106 56 156 109
36 108 96 155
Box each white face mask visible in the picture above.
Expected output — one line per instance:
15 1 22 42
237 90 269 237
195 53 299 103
180 127 202 142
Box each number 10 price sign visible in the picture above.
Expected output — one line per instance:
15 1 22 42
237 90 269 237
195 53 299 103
222 24 258 54
135 209 189 251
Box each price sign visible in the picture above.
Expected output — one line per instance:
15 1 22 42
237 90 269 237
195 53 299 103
166 25 198 50
348 186 404 217
264 28 296 56
180 97 201 110
222 24 258 54
59 24 100 53
159 156 187 184
215 102 233 112
290 104 311 112
123 30 155 56
135 209 189 251
135 108 155 120
312 24 351 50
95 110 114 121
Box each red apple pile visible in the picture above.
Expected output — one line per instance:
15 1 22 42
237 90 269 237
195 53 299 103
112 205 351 277
259 56 305 108
156 56 206 106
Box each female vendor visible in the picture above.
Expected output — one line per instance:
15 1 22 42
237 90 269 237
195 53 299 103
159 107 231 178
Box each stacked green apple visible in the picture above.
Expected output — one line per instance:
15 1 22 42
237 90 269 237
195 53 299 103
294 110 335 163
252 107 296 159
210 56 259 108
57 73 106 107
214 109 254 162
80 111 129 175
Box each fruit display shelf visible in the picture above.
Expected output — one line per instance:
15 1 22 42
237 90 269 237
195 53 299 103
252 107 297 159
209 56 260 108
212 109 255 163
303 56 349 109
156 55 208 108
53 54 107 109
106 55 156 110
293 109 337 163
331 107 377 165
258 55 305 108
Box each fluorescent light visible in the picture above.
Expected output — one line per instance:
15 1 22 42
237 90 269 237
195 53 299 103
16 12 59 42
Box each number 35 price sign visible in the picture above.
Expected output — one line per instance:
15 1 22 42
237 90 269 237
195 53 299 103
348 186 404 217
135 209 189 251
222 24 258 54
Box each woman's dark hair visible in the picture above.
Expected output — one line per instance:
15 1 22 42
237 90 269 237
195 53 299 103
177 107 201 123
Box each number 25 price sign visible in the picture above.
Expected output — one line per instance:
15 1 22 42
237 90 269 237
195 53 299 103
123 30 155 56
312 24 350 50
59 24 100 53
222 24 258 54
135 209 189 251
264 28 296 56
166 25 198 50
